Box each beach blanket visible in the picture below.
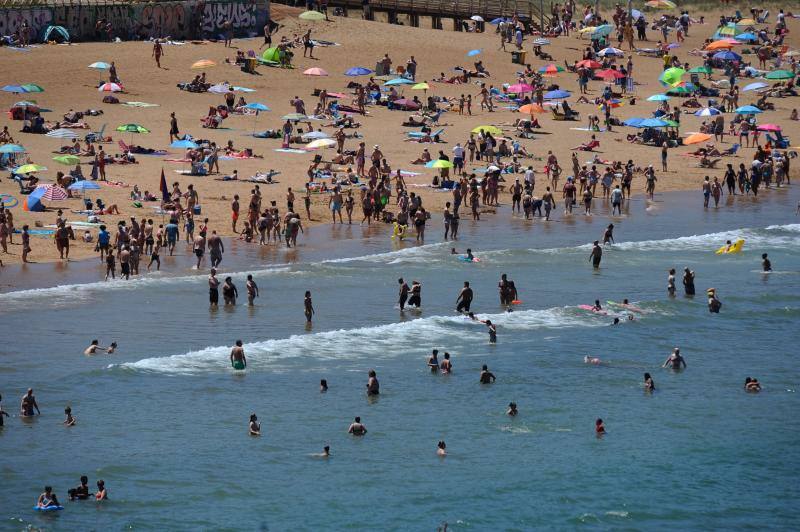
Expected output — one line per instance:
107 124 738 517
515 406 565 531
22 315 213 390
123 102 160 108
274 148 307 154
570 127 607 132
164 158 192 163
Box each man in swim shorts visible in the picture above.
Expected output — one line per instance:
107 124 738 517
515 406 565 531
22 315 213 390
762 253 772 272
20 388 40 416
208 268 220 307
208 231 224 268
456 281 473 313
230 340 246 370
662 347 686 370
329 187 344 224
397 278 410 310
479 364 496 384
589 240 603 268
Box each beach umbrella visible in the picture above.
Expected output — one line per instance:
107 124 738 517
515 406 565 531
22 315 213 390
425 160 454 169
98 82 123 92
12 100 40 110
299 10 325 21
597 69 624 80
630 9 644 20
713 51 742 62
684 133 712 145
411 82 430 91
600 99 624 109
735 32 758 42
637 118 669 128
21 84 44 93
243 102 270 112
53 155 81 165
743 81 768 92
765 70 795 80
171 139 199 149
208 83 231 94
544 89 571 100
705 40 734 51
507 83 533 94
46 128 79 139
659 67 685 87
757 124 781 132
688 66 713 74
282 113 308 121
36 184 68 201
306 138 336 149
2 85 29 93
384 78 414 86
234 86 256 93
538 64 564 76
116 124 149 134
68 180 101 192
191 59 217 70
576 59 602 69
623 117 644 127
0 144 26 153
467 49 482 57
735 105 762 114
646 94 670 102
694 107 721 117
783 50 800 58
592 24 613 36
645 0 676 9
532 38 551 46
470 15 484 22
303 67 329 76
392 98 420 110
662 119 679 128
14 163 47 174
345 67 373 77
88 62 111 70
736 18 756 26
518 104 546 114
471 125 502 135
302 131 330 140
490 18 509 25
578 26 597 34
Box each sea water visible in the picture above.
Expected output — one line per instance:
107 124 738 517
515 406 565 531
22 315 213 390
1 189 799 530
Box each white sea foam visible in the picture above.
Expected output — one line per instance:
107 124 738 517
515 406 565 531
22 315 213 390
320 242 449 265
117 306 605 374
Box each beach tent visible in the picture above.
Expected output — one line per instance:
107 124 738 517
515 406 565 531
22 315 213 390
23 188 45 212
40 25 69 43
261 47 281 63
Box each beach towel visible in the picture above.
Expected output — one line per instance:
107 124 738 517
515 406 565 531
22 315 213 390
274 148 307 154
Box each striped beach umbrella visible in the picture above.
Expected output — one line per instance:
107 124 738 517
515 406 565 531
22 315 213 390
98 82 123 92
37 184 68 201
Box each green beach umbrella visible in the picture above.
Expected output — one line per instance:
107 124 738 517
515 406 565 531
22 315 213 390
14 163 47 174
688 66 712 74
53 155 81 165
116 124 150 133
659 67 686 87
21 83 44 93
425 160 454 169
764 70 795 80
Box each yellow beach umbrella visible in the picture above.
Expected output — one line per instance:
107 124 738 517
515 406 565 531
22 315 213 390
411 82 430 90
472 125 502 135
299 10 325 21
191 59 217 70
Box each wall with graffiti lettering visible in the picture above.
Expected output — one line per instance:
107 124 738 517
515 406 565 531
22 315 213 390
2 1 268 42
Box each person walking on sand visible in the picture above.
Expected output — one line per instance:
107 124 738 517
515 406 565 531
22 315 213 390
153 39 164 69
169 112 179 143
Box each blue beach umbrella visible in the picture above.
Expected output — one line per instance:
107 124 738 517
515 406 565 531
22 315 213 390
170 139 199 149
243 102 271 112
2 85 28 93
385 78 414 86
623 117 645 127
467 49 482 57
592 24 614 36
742 81 768 92
490 18 510 24
67 181 101 191
88 62 111 70
544 89 571 100
345 67 373 76
713 51 742 61
646 94 670 102
694 107 721 116
735 105 762 114
734 33 757 42
0 144 26 153
637 118 669 128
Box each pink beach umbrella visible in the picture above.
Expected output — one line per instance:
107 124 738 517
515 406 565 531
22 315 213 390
507 83 534 94
757 124 781 132
98 82 123 92
303 67 329 76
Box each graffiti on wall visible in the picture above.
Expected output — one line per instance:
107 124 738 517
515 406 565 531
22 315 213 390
0 9 53 38
94 5 134 38
202 1 257 34
139 2 190 39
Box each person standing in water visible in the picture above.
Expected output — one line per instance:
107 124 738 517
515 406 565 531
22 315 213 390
427 350 439 373
209 268 220 308
304 291 314 324
440 352 452 374
366 370 380 396
667 268 676 297
707 288 722 313
20 388 40 417
602 224 615 245
589 241 602 268
0 394 10 427
595 418 606 435
644 373 655 392
479 364 496 384
682 267 695 296
762 253 772 272
249 414 260 436
507 402 518 416
498 274 518 306
348 416 367 435
230 340 246 370
485 320 497 343
397 278 410 311
456 281 473 313
408 280 422 309
662 347 686 370
246 275 259 306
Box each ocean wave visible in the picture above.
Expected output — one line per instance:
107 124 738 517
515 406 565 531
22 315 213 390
116 306 607 375
320 242 450 265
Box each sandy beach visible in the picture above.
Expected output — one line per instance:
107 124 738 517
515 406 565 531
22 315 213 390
0 4 797 266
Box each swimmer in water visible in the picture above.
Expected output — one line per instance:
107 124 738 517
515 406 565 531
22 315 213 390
479 364 496 384
95 480 108 501
722 240 733 253
230 340 246 370
450 247 458 255
744 377 761 392
485 320 497 343
84 339 115 355
602 223 614 245
304 291 315 323
440 352 452 373
611 317 620 325
322 445 330 457
320 379 328 393
348 416 367 435
507 402 518 416
662 347 686 370
37 486 60 509
595 418 606 435
644 372 655 392
249 413 261 436
465 248 475 261
592 299 602 311
437 440 447 456
707 288 722 313
63 406 76 426
68 476 91 500
366 369 380 396
428 349 439 372
761 253 772 272
584 355 601 365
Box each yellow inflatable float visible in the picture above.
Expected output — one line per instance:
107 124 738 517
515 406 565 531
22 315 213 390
715 239 745 254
